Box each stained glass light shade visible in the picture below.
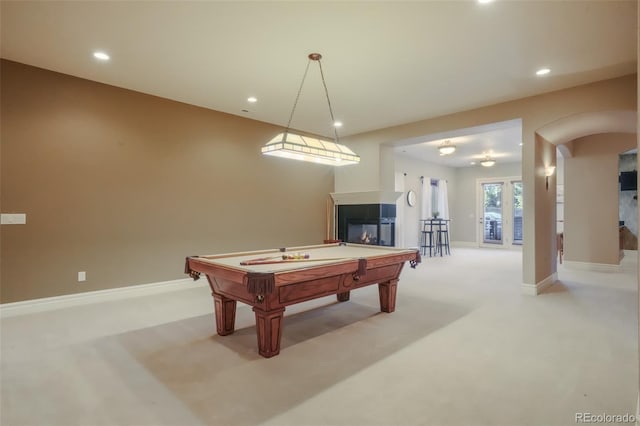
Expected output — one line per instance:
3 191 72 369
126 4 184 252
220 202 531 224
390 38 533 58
262 132 360 166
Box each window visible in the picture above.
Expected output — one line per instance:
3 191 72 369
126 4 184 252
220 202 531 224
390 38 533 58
431 179 439 216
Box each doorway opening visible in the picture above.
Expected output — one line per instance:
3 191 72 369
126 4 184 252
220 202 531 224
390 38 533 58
477 177 522 248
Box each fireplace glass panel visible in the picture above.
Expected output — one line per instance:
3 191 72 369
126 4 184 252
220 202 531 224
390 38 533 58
348 223 378 245
337 204 396 246
379 223 393 246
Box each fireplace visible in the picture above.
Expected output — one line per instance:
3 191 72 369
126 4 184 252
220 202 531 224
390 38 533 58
337 204 396 246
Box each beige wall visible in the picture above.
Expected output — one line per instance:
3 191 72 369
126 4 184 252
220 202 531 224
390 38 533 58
337 75 637 285
0 60 334 303
534 133 558 278
564 133 637 265
2 59 637 303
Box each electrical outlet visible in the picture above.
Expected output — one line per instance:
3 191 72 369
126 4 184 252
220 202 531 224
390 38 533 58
1 213 27 225
78 271 86 282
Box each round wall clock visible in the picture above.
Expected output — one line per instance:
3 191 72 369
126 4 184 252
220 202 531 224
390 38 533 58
407 190 416 207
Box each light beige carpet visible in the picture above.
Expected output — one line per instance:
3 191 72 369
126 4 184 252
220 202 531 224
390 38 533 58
1 248 637 426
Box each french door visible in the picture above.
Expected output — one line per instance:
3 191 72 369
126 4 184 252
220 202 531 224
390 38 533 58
478 177 522 248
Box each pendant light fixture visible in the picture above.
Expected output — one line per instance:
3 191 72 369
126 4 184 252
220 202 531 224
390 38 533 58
261 53 360 166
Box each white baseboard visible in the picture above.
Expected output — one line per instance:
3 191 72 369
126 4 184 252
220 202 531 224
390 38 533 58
450 241 478 248
562 260 621 272
521 272 557 296
451 241 523 251
0 278 203 318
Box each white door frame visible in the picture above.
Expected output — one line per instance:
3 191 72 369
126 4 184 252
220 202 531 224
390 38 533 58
476 176 522 249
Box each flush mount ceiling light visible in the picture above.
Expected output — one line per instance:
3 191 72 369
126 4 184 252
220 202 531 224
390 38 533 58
261 53 360 166
438 140 456 156
480 156 496 167
536 68 551 76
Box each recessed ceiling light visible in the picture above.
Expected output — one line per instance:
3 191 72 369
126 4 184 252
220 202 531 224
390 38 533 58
536 68 551 76
519 142 523 146
334 121 343 128
93 51 110 61
247 97 257 103
470 161 477 165
478 0 494 3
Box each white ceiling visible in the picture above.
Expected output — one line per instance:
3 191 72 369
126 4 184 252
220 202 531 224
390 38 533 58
396 118 523 167
1 1 637 167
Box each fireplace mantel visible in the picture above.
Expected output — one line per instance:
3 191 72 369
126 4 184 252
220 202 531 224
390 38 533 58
330 191 402 205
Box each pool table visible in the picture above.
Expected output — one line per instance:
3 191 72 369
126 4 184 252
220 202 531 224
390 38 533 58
185 243 421 358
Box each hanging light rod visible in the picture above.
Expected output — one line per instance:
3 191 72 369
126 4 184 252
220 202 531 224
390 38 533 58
261 53 360 167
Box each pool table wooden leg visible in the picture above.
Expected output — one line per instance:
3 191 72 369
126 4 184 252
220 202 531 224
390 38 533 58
212 293 237 336
337 291 350 302
253 307 285 358
378 279 398 313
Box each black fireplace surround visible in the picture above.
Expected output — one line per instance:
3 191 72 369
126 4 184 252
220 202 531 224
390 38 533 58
337 204 396 247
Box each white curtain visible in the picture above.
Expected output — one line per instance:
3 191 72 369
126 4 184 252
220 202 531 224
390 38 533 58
420 177 432 220
437 179 450 220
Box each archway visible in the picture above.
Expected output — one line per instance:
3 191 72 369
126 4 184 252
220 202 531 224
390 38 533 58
535 109 637 272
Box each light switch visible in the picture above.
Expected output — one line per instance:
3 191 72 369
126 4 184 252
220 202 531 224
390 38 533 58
1 213 27 225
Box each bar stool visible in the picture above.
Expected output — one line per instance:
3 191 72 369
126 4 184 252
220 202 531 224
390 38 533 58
435 219 450 256
420 221 435 257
